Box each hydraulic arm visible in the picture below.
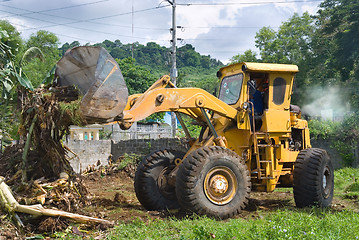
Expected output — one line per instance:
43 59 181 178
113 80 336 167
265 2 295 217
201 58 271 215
118 75 238 137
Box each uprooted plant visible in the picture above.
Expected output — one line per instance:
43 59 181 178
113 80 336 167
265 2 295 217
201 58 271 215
0 84 115 232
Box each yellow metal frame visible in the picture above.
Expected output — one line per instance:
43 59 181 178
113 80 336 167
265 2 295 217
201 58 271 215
116 62 310 192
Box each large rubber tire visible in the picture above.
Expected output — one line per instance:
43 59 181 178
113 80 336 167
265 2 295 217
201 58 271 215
293 148 334 208
134 149 185 211
176 146 251 219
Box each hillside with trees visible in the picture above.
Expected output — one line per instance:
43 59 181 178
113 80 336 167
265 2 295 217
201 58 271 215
59 40 223 94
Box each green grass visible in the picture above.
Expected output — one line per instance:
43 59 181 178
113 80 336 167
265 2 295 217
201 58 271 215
106 209 359 239
334 167 359 199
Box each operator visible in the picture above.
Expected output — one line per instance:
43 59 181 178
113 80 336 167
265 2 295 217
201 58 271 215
248 79 264 116
248 79 264 131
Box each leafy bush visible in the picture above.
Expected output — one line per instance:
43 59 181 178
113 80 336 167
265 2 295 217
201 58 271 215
308 119 339 140
176 114 202 139
117 153 141 170
308 114 359 166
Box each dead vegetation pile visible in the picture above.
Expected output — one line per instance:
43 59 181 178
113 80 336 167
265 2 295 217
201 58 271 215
83 154 141 179
0 86 107 235
0 86 83 179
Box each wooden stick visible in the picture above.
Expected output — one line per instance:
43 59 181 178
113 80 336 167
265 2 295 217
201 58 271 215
0 176 113 226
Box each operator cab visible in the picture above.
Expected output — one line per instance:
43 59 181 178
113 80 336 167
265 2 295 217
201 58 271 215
217 62 299 133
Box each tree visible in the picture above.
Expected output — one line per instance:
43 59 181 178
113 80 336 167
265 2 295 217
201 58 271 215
116 57 164 122
0 29 35 97
255 13 315 66
0 20 23 59
22 30 60 87
59 41 80 56
310 0 359 110
316 0 359 80
254 27 277 62
230 49 258 64
255 13 316 105
117 57 158 95
177 44 201 68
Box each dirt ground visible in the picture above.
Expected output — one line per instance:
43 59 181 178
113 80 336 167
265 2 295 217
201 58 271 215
81 168 359 224
1 166 358 239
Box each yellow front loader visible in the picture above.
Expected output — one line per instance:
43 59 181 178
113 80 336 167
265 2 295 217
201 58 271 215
56 46 334 219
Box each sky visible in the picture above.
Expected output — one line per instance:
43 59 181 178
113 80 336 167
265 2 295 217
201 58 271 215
0 0 322 63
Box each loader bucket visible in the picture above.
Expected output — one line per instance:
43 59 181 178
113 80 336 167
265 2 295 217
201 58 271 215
55 46 128 123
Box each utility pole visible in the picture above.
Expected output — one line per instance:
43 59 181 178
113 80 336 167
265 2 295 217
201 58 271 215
167 0 177 137
131 0 134 60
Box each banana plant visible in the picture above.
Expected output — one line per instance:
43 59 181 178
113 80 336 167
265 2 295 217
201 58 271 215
0 31 42 98
0 28 43 150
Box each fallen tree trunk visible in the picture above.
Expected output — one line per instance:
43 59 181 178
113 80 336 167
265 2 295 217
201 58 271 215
0 176 113 226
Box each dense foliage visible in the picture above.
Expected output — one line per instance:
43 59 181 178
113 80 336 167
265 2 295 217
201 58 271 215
22 30 60 88
309 114 359 166
233 1 359 110
59 40 223 75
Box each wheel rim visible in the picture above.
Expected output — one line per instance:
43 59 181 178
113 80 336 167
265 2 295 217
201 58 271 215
157 166 176 200
204 166 238 205
322 166 332 198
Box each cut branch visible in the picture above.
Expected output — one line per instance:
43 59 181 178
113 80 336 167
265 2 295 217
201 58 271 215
0 176 113 226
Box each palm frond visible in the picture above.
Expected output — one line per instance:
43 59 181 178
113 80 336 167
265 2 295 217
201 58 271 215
20 47 44 67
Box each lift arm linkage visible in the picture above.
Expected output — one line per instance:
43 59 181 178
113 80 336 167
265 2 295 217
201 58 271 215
119 75 238 129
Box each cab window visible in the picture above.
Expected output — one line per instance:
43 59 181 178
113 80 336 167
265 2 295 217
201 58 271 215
218 73 243 105
272 77 286 105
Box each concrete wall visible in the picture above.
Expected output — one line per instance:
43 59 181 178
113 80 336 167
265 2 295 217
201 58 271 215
66 140 111 173
67 138 187 173
67 137 355 173
103 122 172 141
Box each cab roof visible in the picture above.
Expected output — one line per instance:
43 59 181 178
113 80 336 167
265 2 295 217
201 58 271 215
219 62 299 74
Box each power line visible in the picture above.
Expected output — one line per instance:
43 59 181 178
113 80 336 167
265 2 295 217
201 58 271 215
177 0 323 6
0 8 170 42
0 5 171 31
0 2 274 31
0 3 169 31
83 5 171 21
0 0 110 18
5 20 98 43
183 26 279 29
